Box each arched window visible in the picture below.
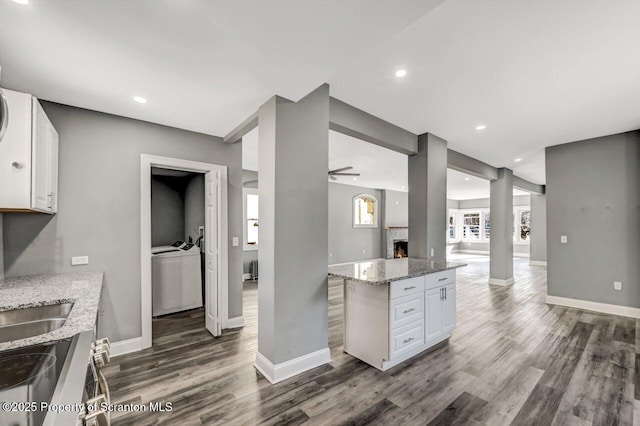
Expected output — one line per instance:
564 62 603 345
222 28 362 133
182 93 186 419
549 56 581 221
353 194 378 228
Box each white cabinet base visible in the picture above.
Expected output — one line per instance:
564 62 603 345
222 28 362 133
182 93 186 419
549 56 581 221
343 270 457 372
380 333 450 371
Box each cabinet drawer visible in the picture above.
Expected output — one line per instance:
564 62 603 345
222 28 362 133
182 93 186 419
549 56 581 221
390 319 424 359
425 269 455 290
390 276 424 299
389 292 424 330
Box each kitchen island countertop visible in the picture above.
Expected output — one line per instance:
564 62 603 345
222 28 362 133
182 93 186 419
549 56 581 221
0 271 103 351
328 258 466 285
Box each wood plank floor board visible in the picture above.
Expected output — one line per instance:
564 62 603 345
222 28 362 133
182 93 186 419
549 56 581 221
104 257 637 425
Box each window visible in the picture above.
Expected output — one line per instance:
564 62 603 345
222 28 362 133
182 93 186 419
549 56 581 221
462 212 481 240
483 211 491 239
448 211 458 240
243 188 258 250
517 209 531 241
353 194 378 228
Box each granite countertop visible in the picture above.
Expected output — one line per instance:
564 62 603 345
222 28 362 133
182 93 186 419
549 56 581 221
0 271 103 351
328 258 466 285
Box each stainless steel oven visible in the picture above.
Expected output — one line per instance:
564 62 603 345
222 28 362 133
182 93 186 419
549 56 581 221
0 331 112 426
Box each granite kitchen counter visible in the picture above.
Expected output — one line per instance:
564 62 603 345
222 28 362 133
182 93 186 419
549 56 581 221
328 258 466 285
0 271 103 351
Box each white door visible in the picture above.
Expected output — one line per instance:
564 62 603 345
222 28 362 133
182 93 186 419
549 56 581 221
425 287 444 343
443 284 456 333
204 170 221 337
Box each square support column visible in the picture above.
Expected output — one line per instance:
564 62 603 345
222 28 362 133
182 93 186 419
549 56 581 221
489 168 514 285
529 193 547 265
255 85 331 383
408 133 447 261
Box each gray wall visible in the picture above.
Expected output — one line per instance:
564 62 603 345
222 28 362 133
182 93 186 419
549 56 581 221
258 85 330 365
384 190 408 227
329 183 383 264
409 133 448 261
151 175 186 246
530 194 547 262
184 175 205 243
2 102 243 342
546 131 640 307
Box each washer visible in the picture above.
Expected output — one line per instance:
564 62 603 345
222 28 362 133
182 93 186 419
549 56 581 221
151 243 202 316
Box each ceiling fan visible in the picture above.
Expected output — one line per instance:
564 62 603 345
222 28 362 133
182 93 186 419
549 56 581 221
328 166 360 181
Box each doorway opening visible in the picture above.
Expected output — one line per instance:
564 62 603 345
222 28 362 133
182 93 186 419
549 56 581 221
140 154 229 350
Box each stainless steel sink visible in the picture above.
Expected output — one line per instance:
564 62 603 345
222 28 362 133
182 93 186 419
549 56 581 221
0 302 73 343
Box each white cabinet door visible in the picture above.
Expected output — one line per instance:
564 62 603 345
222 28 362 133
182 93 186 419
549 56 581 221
0 90 32 209
443 283 456 333
31 101 50 211
30 100 58 213
425 286 444 343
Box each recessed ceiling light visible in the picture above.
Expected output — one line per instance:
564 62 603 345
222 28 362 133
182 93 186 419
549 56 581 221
464 177 470 181
352 177 357 181
395 69 407 78
401 185 406 189
12 0 29 4
475 125 486 131
133 96 147 104
514 158 522 162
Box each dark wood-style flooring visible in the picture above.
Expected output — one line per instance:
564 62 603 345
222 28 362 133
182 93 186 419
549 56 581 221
103 257 638 425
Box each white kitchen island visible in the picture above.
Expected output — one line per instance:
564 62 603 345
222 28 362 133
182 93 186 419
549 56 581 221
328 258 466 371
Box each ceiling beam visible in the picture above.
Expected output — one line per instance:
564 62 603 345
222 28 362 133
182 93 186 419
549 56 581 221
447 149 498 181
329 97 418 155
224 111 258 144
513 176 545 194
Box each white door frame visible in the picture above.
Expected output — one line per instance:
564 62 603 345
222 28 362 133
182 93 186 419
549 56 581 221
140 154 229 349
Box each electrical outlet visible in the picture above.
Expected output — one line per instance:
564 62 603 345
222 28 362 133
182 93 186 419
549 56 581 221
362 249 366 254
232 237 239 247
560 235 568 244
614 281 622 291
430 248 434 257
71 256 89 266
329 252 333 258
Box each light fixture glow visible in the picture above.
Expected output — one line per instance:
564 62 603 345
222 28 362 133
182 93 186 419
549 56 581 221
12 0 29 5
514 158 522 162
395 69 407 78
133 96 147 104
475 125 486 130
464 177 470 181
352 177 358 181
401 185 406 190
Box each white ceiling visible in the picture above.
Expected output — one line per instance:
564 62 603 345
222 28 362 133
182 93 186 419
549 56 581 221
244 128 528 200
329 0 640 184
3 0 640 185
0 0 442 136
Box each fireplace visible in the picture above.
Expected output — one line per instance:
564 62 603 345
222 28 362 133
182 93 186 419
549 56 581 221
385 227 408 259
393 239 408 258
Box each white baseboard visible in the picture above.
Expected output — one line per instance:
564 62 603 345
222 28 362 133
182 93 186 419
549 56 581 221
546 295 640 319
225 316 245 329
529 260 547 266
242 273 252 281
488 277 515 286
254 347 331 384
110 337 143 357
455 249 490 255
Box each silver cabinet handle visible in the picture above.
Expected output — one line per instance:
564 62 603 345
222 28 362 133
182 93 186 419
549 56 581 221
403 285 416 290
440 288 444 300
403 307 415 314
438 277 447 281
403 337 415 344
445 287 447 300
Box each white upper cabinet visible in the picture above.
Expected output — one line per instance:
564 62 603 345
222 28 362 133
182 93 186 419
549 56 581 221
0 89 59 214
